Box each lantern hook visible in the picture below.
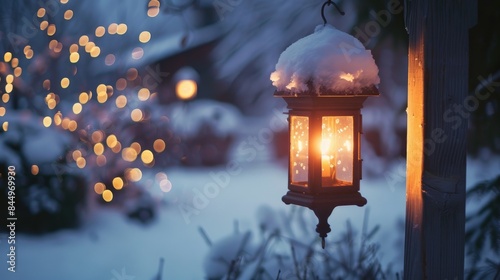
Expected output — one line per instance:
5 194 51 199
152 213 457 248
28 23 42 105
321 0 345 25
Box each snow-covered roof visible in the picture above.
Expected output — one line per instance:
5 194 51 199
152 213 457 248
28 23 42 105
270 24 380 95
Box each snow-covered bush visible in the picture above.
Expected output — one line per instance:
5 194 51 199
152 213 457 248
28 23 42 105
0 111 86 233
201 206 394 279
167 99 242 166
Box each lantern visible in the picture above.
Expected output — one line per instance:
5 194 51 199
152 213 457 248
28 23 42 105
270 5 380 248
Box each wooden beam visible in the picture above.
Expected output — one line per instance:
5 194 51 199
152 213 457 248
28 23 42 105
404 0 476 278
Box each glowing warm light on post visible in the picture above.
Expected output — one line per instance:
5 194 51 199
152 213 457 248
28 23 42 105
176 80 197 100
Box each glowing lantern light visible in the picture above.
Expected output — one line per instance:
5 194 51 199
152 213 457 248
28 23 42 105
271 1 380 248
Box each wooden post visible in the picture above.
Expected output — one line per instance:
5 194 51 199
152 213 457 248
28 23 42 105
404 0 476 279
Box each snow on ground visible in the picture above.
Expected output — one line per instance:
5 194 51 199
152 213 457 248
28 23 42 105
0 147 498 279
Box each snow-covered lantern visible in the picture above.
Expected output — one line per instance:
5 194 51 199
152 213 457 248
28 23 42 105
270 24 380 248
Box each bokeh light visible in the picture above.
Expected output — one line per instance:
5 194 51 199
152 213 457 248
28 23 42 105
141 150 154 164
112 177 124 190
102 190 113 202
139 31 151 43
153 139 166 153
94 182 106 194
176 80 197 100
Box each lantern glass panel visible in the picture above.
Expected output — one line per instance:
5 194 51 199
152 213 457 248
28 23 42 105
290 115 309 187
321 116 354 187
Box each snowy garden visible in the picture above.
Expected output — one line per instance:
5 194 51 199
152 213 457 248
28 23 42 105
0 0 499 279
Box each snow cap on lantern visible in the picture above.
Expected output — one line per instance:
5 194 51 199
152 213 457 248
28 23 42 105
270 24 380 95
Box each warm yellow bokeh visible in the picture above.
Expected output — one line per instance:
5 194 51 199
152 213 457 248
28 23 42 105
72 103 82 114
64 10 73 20
138 88 150 101
139 31 151 43
61 77 70 88
115 95 127 108
94 182 106 194
106 134 118 148
176 80 197 100
131 109 143 122
122 147 138 162
92 131 104 143
31 165 40 176
43 116 52 127
112 177 124 190
76 157 86 168
153 139 166 153
94 143 104 155
102 190 113 202
70 52 80 63
141 150 154 164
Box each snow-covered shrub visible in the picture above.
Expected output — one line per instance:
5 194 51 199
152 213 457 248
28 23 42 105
201 206 393 280
167 99 242 166
0 111 86 233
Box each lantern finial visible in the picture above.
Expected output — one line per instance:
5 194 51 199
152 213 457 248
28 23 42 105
314 207 334 249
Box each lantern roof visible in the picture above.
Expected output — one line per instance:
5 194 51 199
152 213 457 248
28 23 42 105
270 24 380 96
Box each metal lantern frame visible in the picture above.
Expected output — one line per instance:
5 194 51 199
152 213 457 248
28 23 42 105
275 86 379 247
